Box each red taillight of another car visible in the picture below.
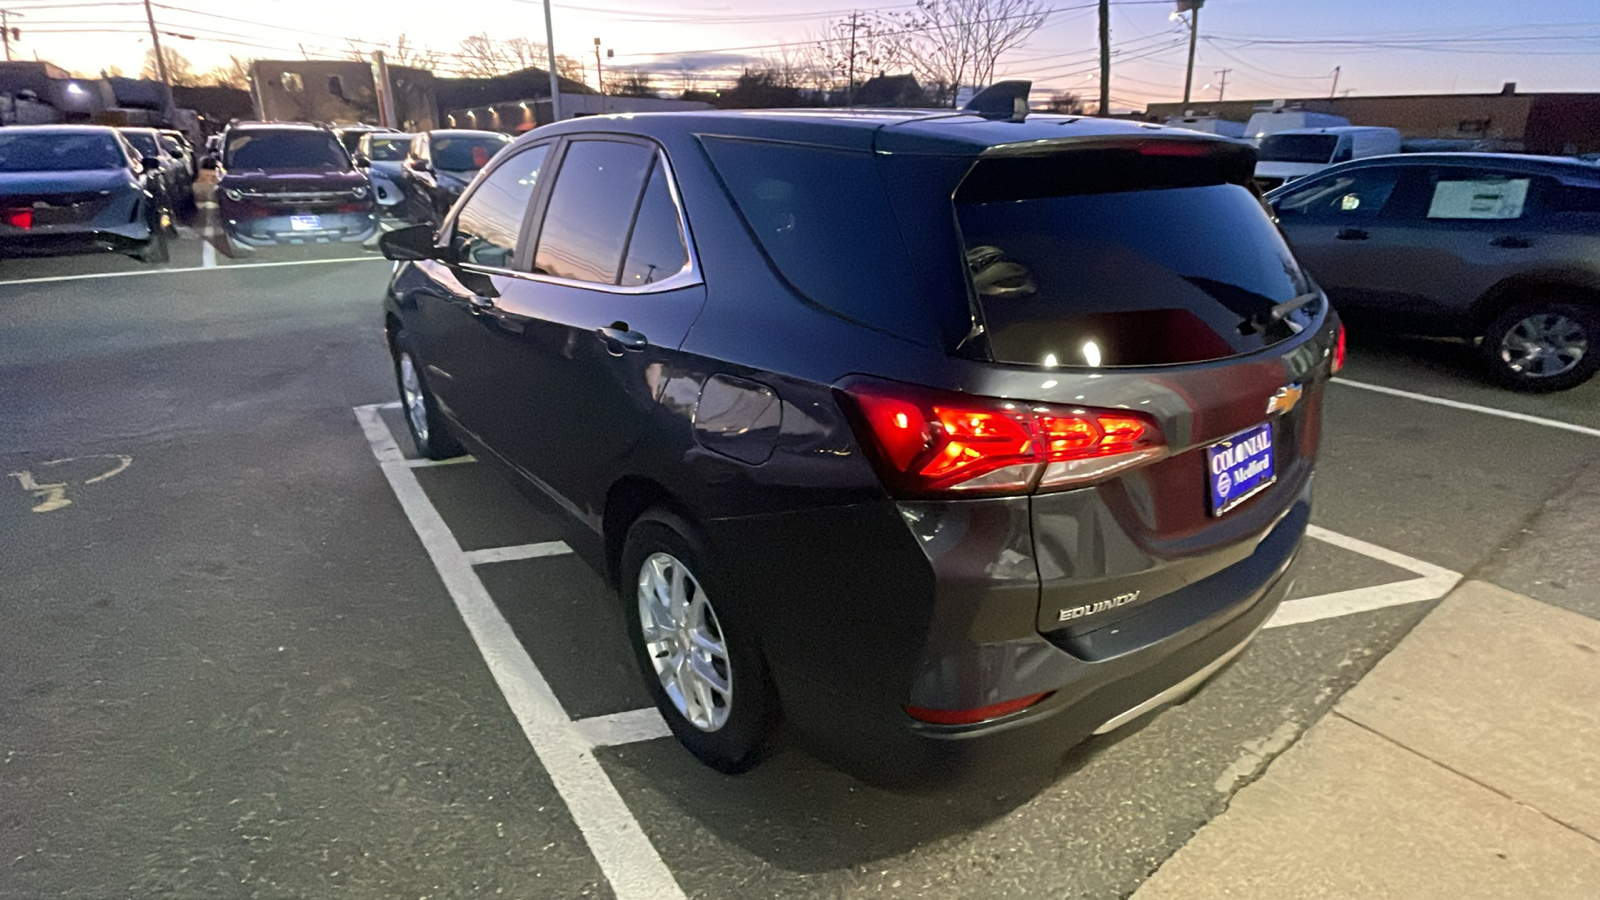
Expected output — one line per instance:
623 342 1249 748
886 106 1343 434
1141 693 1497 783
1332 321 1347 374
836 377 1166 498
5 207 33 229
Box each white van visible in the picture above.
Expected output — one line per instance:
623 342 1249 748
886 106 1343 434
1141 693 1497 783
1163 115 1247 140
1253 126 1404 190
1244 108 1350 144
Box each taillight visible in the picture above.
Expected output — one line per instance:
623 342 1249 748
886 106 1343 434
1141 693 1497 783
1332 322 1347 374
836 377 1166 497
5 207 33 229
906 691 1051 725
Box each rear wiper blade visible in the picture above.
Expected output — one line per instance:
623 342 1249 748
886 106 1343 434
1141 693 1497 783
1239 291 1320 335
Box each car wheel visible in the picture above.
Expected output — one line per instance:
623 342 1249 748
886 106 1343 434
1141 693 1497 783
621 510 776 773
393 331 464 459
134 228 169 264
1482 299 1599 393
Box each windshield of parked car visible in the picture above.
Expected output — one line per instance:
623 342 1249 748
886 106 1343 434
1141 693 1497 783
225 130 351 171
432 134 510 172
122 131 161 157
367 136 410 161
1257 133 1339 164
0 132 126 172
160 136 185 156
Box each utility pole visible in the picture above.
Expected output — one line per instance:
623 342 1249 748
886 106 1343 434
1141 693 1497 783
845 11 859 107
1179 0 1204 105
372 50 396 128
1329 65 1341 99
593 37 604 96
1096 0 1109 115
542 0 562 122
1213 67 1230 101
141 0 173 111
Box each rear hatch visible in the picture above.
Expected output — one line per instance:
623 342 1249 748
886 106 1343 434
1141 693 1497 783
948 140 1330 650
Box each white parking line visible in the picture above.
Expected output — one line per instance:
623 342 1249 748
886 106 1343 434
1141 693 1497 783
1334 378 1600 439
353 404 686 900
573 708 673 748
201 239 216 269
0 255 385 287
405 454 477 468
463 541 573 566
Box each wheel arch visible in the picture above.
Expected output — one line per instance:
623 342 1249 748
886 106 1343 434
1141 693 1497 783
1470 270 1600 330
602 476 702 589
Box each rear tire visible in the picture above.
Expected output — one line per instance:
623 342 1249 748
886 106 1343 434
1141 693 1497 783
621 510 776 773
1482 298 1599 393
393 331 464 459
134 228 169 264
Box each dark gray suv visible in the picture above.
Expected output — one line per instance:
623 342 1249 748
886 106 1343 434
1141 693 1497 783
1268 153 1600 391
379 97 1340 786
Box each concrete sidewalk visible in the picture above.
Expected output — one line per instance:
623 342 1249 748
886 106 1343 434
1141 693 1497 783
1134 579 1600 900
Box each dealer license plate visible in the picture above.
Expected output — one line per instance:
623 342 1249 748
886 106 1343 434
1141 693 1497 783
1206 422 1275 516
289 215 322 231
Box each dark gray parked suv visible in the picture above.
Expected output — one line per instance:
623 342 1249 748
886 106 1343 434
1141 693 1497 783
379 97 1341 786
1268 153 1600 391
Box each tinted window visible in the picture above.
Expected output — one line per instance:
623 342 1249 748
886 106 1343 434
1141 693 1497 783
619 162 689 286
368 136 410 161
702 137 923 333
122 131 160 157
225 130 349 170
453 145 550 269
1258 133 1339 164
433 134 511 172
1275 168 1402 220
0 132 125 172
533 140 654 284
1541 180 1600 216
957 174 1316 367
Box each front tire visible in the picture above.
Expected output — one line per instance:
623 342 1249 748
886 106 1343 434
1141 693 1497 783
621 510 776 773
393 331 464 459
1482 299 1599 393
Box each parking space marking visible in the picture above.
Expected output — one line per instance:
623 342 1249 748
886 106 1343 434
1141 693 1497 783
463 541 574 566
572 708 673 748
405 455 477 468
1334 378 1600 439
0 256 386 287
201 239 216 269
353 404 687 900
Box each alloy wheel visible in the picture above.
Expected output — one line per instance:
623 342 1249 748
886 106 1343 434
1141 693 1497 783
398 352 428 443
637 552 731 732
1499 312 1588 378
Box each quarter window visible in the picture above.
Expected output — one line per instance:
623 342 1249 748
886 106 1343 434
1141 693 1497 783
619 161 689 286
533 140 654 285
453 145 549 269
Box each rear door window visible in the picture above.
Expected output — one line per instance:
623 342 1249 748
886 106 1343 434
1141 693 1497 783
956 152 1317 367
1421 169 1531 221
532 140 654 285
452 145 550 269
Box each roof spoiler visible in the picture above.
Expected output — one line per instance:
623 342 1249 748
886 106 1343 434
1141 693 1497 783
963 81 1031 123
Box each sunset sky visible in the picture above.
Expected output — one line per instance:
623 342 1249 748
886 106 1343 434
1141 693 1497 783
10 0 1600 109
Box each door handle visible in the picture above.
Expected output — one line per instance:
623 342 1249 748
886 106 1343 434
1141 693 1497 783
1335 227 1369 241
596 323 649 354
1490 235 1532 249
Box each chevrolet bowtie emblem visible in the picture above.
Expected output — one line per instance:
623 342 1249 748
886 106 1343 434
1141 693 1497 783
1267 383 1304 416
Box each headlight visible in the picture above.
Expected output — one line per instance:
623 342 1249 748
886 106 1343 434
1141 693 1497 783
223 187 243 201
351 185 369 199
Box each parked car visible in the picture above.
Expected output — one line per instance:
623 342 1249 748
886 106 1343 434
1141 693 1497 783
1254 126 1402 191
334 124 394 156
378 107 1340 785
206 121 377 252
159 128 196 180
0 125 171 263
356 131 412 215
118 126 189 215
398 129 510 225
1267 153 1600 391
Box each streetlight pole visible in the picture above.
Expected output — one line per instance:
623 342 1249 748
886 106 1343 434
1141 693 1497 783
542 0 562 122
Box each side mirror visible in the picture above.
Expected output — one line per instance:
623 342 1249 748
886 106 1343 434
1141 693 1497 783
379 223 441 262
412 158 433 174
199 156 218 170
353 153 371 168
141 156 163 171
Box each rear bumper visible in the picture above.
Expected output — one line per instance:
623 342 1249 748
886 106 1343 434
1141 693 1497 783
0 221 155 258
224 210 378 246
705 479 1309 789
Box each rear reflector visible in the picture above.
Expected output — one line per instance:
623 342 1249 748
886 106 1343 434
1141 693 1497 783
906 692 1051 726
837 377 1166 498
5 208 33 229
1332 322 1347 374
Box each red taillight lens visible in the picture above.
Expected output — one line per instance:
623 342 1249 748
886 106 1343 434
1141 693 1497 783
837 378 1166 497
1332 322 1347 374
906 691 1051 726
5 207 33 229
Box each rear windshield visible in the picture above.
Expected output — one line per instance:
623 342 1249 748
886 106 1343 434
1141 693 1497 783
0 132 125 172
433 134 510 172
1257 133 1338 164
122 131 160 157
956 152 1317 367
225 130 349 171
367 136 410 161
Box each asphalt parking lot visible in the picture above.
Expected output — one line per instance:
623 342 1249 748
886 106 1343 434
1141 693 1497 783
3 234 1598 898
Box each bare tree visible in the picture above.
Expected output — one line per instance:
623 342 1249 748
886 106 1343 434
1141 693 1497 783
891 0 1048 107
1046 89 1084 113
142 46 199 87
816 13 911 94
205 55 253 89
611 71 657 98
